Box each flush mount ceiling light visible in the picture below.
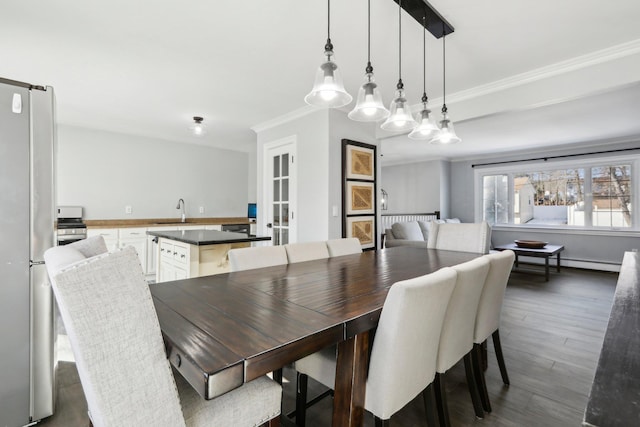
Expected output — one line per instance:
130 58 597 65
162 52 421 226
304 0 352 108
430 27 461 145
348 0 389 122
381 0 416 132
408 16 438 140
190 116 205 136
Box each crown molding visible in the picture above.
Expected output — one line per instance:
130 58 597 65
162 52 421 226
420 39 640 109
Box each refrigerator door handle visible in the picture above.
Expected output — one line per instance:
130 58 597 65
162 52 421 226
30 260 45 267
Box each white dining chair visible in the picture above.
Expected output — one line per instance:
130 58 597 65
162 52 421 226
228 245 289 271
284 241 330 263
427 222 492 254
294 267 458 426
472 250 515 412
44 244 282 427
326 238 362 257
435 256 491 427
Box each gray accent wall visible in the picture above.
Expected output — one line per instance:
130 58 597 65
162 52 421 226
57 125 249 219
381 160 442 215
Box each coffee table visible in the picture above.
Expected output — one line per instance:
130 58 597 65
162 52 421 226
493 243 565 281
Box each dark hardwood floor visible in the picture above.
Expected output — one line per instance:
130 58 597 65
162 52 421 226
41 266 617 427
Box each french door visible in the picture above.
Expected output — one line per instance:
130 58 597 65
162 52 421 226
264 138 297 245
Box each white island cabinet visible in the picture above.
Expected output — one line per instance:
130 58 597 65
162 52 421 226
148 229 271 283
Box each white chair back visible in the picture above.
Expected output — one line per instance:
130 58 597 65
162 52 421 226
365 268 457 420
326 238 362 257
228 245 288 271
437 256 490 373
427 222 492 254
45 247 187 426
474 250 515 343
284 241 330 263
44 236 108 278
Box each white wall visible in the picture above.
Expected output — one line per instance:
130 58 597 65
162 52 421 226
256 110 330 242
255 109 378 243
57 125 249 219
381 160 441 214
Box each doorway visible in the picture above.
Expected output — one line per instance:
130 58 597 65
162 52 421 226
263 137 297 245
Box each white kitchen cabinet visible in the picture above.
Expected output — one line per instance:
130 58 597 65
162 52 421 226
204 225 222 231
146 226 179 281
86 228 119 252
118 227 147 274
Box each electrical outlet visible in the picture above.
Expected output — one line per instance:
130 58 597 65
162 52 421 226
199 206 205 214
125 205 132 214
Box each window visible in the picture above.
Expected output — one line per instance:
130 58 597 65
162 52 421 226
476 158 636 229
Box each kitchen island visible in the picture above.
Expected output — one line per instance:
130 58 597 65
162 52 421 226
148 229 271 282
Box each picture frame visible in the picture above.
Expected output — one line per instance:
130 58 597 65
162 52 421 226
342 139 377 250
345 143 375 181
346 216 376 250
346 181 375 215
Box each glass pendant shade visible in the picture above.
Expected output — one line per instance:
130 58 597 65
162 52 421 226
408 102 438 140
430 111 461 144
348 71 389 121
305 49 352 108
381 85 416 132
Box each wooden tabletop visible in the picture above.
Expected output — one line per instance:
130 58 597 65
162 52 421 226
150 246 480 425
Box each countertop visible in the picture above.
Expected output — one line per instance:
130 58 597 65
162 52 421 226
84 217 251 229
148 229 270 246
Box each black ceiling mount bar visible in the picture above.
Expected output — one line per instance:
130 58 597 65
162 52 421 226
393 0 454 38
471 147 640 168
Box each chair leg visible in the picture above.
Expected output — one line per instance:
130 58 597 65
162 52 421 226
492 329 510 385
295 372 308 427
422 382 439 427
463 352 485 419
273 368 283 385
374 416 390 427
472 343 492 413
434 373 451 427
266 415 281 427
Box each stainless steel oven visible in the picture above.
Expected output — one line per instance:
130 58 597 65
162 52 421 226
56 206 87 245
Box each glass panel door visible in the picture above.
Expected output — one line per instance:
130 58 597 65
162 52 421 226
272 152 290 245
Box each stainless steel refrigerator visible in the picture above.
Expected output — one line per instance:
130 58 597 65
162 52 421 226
0 77 56 426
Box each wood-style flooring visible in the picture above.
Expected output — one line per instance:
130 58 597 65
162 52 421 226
40 266 617 427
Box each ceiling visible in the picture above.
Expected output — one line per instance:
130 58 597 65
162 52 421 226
2 1 640 164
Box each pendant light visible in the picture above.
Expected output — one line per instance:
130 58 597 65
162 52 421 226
430 27 461 144
190 116 205 136
348 0 389 122
304 0 352 108
408 16 438 140
381 0 416 132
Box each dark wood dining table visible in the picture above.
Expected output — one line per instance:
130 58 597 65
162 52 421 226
150 246 480 427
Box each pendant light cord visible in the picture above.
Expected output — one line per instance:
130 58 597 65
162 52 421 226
327 0 331 40
396 0 403 89
442 23 448 112
422 16 427 101
367 0 371 64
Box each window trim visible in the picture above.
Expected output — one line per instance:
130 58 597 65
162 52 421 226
474 154 639 232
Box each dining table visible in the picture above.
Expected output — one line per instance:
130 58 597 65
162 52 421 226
150 246 481 427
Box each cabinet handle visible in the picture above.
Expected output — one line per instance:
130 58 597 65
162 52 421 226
181 254 186 258
173 252 178 255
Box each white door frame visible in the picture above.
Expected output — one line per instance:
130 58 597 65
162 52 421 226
263 136 297 244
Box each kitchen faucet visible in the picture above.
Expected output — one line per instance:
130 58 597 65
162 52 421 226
176 198 186 223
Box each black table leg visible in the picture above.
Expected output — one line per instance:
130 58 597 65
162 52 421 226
545 256 550 281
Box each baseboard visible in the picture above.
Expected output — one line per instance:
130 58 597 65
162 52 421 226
517 258 621 273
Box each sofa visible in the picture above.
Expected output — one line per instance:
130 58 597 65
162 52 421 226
385 219 492 254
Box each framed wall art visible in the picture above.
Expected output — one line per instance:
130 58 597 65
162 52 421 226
345 216 376 250
342 139 377 250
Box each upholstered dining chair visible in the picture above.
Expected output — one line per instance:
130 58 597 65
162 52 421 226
434 256 491 427
44 244 282 427
228 245 289 271
326 237 362 257
284 241 330 263
472 250 516 413
427 222 492 254
294 268 458 427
